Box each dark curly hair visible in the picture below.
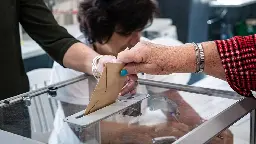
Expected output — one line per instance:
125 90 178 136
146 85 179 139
78 0 157 44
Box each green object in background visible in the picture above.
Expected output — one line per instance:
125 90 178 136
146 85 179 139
235 19 256 36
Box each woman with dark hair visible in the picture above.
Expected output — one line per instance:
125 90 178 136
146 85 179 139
49 0 233 144
51 0 156 111
77 0 155 54
50 0 158 143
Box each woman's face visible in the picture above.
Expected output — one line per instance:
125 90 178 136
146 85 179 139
99 31 141 56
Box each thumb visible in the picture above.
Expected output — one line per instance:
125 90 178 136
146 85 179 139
117 50 137 63
117 42 146 63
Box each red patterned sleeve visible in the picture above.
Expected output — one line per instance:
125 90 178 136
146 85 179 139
214 34 256 97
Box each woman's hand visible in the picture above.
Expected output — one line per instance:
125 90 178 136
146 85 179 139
118 41 173 75
97 55 138 96
117 40 193 76
120 74 138 96
97 55 120 73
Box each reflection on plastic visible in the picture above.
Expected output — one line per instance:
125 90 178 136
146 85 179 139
152 136 177 144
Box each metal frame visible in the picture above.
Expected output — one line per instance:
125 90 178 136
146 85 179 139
138 79 242 100
0 76 242 108
0 74 88 108
174 98 256 144
250 110 256 144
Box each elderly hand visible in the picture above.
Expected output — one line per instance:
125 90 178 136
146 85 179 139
117 41 179 75
96 55 138 96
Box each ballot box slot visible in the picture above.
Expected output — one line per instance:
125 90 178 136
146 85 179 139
64 94 150 128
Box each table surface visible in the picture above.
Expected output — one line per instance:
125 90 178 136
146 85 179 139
210 0 256 7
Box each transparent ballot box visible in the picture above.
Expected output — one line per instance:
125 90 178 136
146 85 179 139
0 74 256 144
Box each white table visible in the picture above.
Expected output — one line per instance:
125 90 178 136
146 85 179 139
210 0 256 7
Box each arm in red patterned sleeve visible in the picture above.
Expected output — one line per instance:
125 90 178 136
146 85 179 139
215 35 256 97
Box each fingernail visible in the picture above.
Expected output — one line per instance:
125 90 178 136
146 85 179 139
120 69 128 76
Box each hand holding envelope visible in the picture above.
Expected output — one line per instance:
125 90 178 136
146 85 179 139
85 63 127 115
96 55 138 96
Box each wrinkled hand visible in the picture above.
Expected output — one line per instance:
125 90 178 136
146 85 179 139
120 74 138 96
97 55 120 73
97 55 138 96
117 41 174 75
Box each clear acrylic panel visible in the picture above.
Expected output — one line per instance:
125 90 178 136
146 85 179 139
0 78 252 144
78 84 237 144
66 82 250 144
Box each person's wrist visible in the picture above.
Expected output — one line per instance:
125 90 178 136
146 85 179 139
192 42 205 73
82 54 98 75
79 46 100 75
91 55 103 79
202 41 226 80
163 44 196 74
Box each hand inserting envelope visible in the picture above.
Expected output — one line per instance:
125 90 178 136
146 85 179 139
85 63 126 115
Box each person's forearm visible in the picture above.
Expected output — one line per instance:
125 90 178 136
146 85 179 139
63 43 100 75
168 42 226 80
